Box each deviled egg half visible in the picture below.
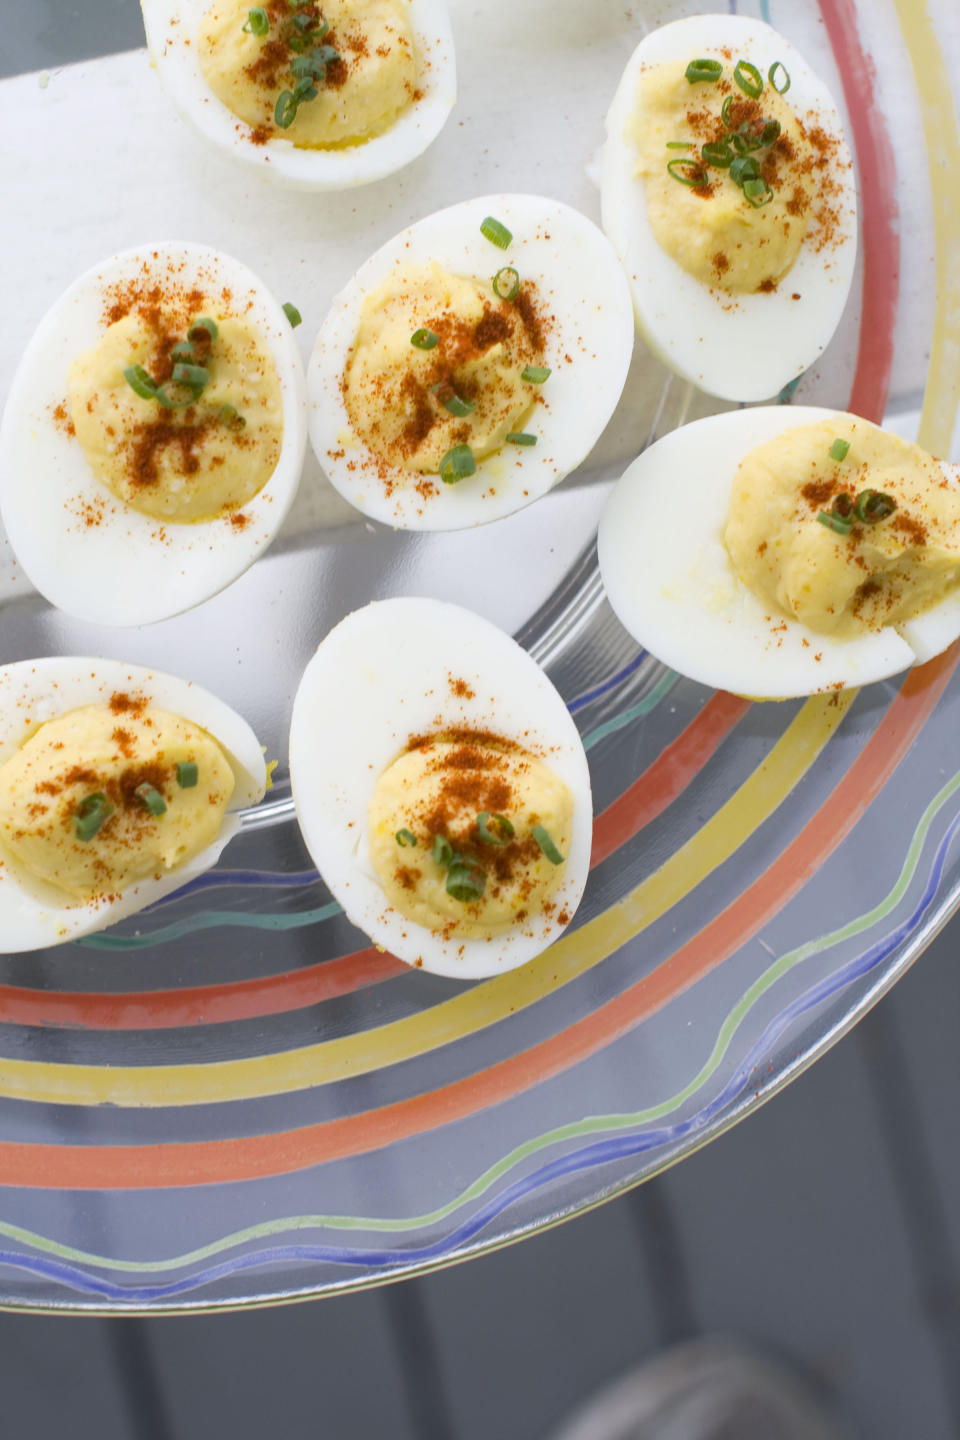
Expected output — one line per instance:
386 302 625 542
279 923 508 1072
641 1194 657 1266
289 598 592 978
0 658 266 952
140 0 456 189
598 407 960 699
601 14 857 401
308 194 635 530
0 242 307 627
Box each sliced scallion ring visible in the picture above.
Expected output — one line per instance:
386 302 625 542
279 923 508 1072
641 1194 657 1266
493 266 521 302
768 60 791 94
721 94 736 129
729 154 760 186
431 834 454 867
171 362 209 388
476 812 515 846
742 178 773 208
506 433 537 446
759 119 781 147
701 140 733 168
243 7 269 34
275 90 299 128
817 510 853 536
733 59 764 99
446 861 486 903
169 340 195 362
521 365 551 384
123 364 157 400
667 157 707 188
219 404 246 429
188 317 218 343
176 762 199 788
533 825 565 865
438 444 477 484
282 301 302 328
829 438 850 462
395 828 417 847
437 390 476 418
684 57 723 84
135 782 167 817
410 327 438 350
480 216 512 250
155 380 202 409
854 489 896 523
75 793 115 842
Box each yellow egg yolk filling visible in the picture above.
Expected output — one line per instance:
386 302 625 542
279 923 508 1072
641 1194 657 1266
0 702 236 902
367 734 573 940
198 0 418 148
68 308 284 523
629 59 842 294
343 262 547 479
724 418 960 637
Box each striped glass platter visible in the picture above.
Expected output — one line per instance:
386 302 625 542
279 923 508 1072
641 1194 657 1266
0 0 957 1310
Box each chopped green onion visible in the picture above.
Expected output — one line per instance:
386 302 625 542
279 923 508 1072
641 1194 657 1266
506 433 537 446
155 380 201 409
395 828 417 847
188 317 218 343
123 364 157 400
275 89 299 127
243 6 269 34
729 154 760 186
172 362 209 388
817 510 853 536
282 302 302 328
493 266 521 302
721 94 736 129
758 119 781 147
135 782 167 817
431 834 455 867
290 10 314 30
446 861 486 903
533 825 564 865
410 327 438 350
219 404 246 429
829 438 850 462
743 178 773 208
170 340 195 362
666 140 693 149
521 365 551 384
292 76 319 103
729 131 750 156
854 489 896 524
476 812 515 846
441 393 475 418
75 793 114 842
480 216 513 250
684 57 723 84
667 157 708 188
768 60 791 94
701 140 733 168
734 59 764 99
176 762 199 788
292 45 338 79
438 444 477 484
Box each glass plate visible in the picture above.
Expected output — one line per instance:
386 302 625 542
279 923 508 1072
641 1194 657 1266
0 0 958 1312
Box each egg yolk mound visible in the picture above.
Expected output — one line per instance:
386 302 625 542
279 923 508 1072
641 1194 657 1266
725 418 960 637
343 262 546 478
198 0 417 148
629 60 844 294
0 701 236 902
367 732 574 939
68 306 283 524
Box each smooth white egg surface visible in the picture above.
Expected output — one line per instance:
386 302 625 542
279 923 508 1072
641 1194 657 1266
307 193 635 530
0 658 266 952
288 597 593 978
598 407 960 700
140 0 456 190
0 242 306 627
601 14 857 402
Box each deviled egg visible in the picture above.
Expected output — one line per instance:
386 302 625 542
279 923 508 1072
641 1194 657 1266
0 658 266 952
140 0 456 189
0 242 307 627
308 194 635 530
601 14 857 401
598 407 960 699
289 597 592 977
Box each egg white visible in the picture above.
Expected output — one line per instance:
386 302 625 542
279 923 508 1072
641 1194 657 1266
308 193 635 531
288 597 593 978
0 657 266 953
597 407 960 700
600 14 858 402
0 242 307 628
140 0 456 190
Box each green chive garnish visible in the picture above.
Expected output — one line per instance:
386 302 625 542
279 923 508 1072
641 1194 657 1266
817 510 853 536
480 216 513 250
431 834 455 867
854 489 896 524
275 90 299 128
243 6 269 34
521 365 551 384
440 392 476 418
219 404 246 429
506 433 537 446
170 340 195 362
155 381 201 409
188 317 218 344
438 444 477 484
743 178 773 208
75 793 114 842
135 782 167 817
282 301 302 328
533 825 564 865
667 157 708 188
721 94 736 128
124 364 157 400
685 57 723 84
829 438 850 462
666 140 693 149
176 762 199 788
493 267 521 302
701 140 734 168
768 60 791 94
734 59 764 99
445 861 486 903
172 362 209 388
476 812 515 846
411 328 438 350
759 119 781 147
396 828 417 847
729 154 760 187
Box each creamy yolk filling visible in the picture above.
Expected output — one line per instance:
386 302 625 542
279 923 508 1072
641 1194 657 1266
0 702 236 902
629 59 837 294
68 307 284 523
343 262 547 477
724 419 960 637
198 0 418 148
367 734 573 939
